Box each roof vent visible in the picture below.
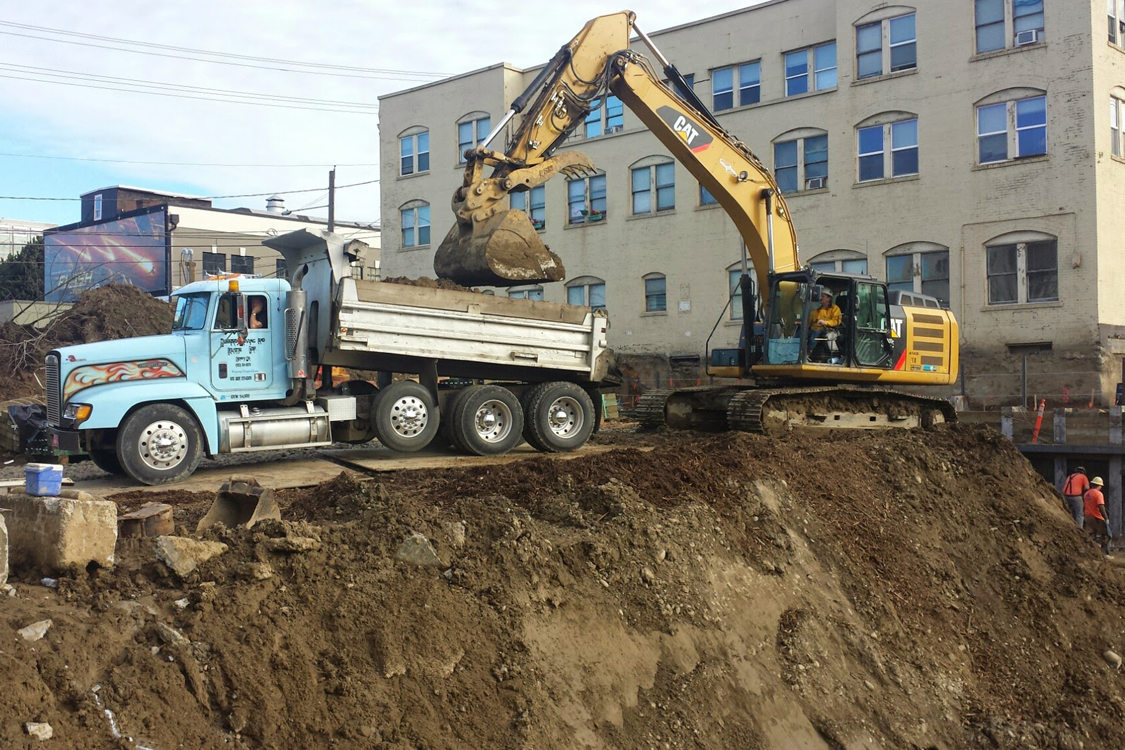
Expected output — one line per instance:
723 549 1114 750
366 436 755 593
265 196 285 214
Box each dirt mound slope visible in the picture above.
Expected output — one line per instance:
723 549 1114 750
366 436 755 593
0 283 173 401
2 424 1125 749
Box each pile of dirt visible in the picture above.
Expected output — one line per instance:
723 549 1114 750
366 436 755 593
2 424 1125 749
0 283 173 401
381 276 477 292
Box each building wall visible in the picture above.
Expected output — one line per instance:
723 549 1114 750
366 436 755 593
378 0 1120 405
0 220 54 260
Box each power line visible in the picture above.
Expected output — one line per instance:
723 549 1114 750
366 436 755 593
0 61 378 109
0 23 445 81
0 71 378 114
0 152 378 168
0 177 381 203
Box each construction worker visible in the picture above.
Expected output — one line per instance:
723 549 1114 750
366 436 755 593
1083 476 1111 555
807 290 841 355
1061 466 1089 527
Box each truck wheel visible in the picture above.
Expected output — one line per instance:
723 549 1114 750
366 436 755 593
439 388 469 451
451 385 524 456
116 404 203 485
373 381 439 452
523 382 595 452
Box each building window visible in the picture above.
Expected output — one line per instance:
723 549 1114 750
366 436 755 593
93 194 103 222
457 114 491 163
1113 97 1125 158
858 118 918 181
631 162 675 214
400 202 431 247
567 174 607 224
856 12 916 79
784 42 837 96
977 0 1044 53
567 276 606 310
584 96 624 138
727 266 758 321
809 253 868 276
885 246 949 307
987 238 1057 305
399 130 429 176
700 184 718 206
1112 1 1125 45
774 132 828 193
508 286 544 301
510 185 546 230
230 255 254 275
977 94 1046 164
644 274 667 313
712 61 760 111
202 252 227 276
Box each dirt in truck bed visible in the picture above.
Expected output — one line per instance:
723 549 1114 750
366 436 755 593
2 422 1125 749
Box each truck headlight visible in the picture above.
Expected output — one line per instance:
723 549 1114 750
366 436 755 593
62 403 93 424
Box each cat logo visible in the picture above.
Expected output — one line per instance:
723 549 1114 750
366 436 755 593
657 106 713 153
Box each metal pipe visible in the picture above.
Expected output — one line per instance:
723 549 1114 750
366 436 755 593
479 109 517 151
762 189 776 272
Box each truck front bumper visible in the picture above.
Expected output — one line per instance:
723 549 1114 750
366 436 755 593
50 427 81 454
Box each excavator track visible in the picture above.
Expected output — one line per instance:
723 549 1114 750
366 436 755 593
645 385 955 435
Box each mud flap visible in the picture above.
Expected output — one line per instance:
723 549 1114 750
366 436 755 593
197 476 281 532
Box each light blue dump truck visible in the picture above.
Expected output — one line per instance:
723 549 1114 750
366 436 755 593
45 230 612 485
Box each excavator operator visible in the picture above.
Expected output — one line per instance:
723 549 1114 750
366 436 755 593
807 290 841 356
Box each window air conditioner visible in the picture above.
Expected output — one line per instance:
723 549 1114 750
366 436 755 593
606 125 623 134
1014 29 1040 46
805 176 826 190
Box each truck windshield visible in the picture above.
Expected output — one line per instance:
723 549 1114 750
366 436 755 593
172 293 211 330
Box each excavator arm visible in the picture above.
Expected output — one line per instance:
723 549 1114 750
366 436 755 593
434 10 800 298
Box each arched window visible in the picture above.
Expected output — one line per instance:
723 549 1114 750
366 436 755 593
975 88 1046 164
885 242 950 307
855 7 916 79
508 285 544 301
726 261 758 321
807 249 867 275
630 157 675 215
983 231 1057 305
456 111 491 163
399 200 430 248
567 172 607 224
398 126 429 176
566 275 606 309
642 272 666 313
856 111 918 181
773 128 828 193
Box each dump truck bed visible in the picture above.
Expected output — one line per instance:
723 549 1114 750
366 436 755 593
324 277 610 382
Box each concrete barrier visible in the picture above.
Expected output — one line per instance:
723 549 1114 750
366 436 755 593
3 489 116 572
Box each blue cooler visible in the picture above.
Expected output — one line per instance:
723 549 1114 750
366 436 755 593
24 463 63 497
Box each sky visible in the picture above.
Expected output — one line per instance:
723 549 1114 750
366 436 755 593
0 0 764 229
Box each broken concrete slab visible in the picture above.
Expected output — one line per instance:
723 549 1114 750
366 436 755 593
4 489 117 573
154 536 228 578
18 619 52 642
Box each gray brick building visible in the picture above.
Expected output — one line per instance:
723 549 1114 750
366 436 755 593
378 0 1123 408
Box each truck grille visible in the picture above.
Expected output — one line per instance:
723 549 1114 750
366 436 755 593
45 354 60 425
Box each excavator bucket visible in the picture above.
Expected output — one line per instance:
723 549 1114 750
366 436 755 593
433 209 566 288
196 476 281 532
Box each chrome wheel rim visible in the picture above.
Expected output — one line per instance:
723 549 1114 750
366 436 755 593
389 395 430 438
473 399 514 443
546 396 583 439
138 420 189 471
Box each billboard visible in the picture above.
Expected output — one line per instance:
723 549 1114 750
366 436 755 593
44 209 168 302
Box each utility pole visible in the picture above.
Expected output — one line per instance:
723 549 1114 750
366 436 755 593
328 167 336 232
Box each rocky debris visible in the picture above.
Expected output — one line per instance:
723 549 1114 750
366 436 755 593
394 532 444 568
17 619 51 641
154 536 228 577
1105 650 1122 669
264 535 320 554
24 722 52 740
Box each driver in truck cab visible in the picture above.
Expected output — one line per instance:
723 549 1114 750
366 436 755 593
808 290 841 352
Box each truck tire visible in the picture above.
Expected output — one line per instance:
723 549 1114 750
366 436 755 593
439 388 469 451
451 385 524 456
116 404 203 485
373 381 439 452
523 381 595 452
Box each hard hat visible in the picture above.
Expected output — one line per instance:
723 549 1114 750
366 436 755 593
1091 476 1104 486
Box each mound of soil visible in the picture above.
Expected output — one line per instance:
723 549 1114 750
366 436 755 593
2 424 1124 749
0 284 173 401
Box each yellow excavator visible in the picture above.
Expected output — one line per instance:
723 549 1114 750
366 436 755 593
434 10 959 432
